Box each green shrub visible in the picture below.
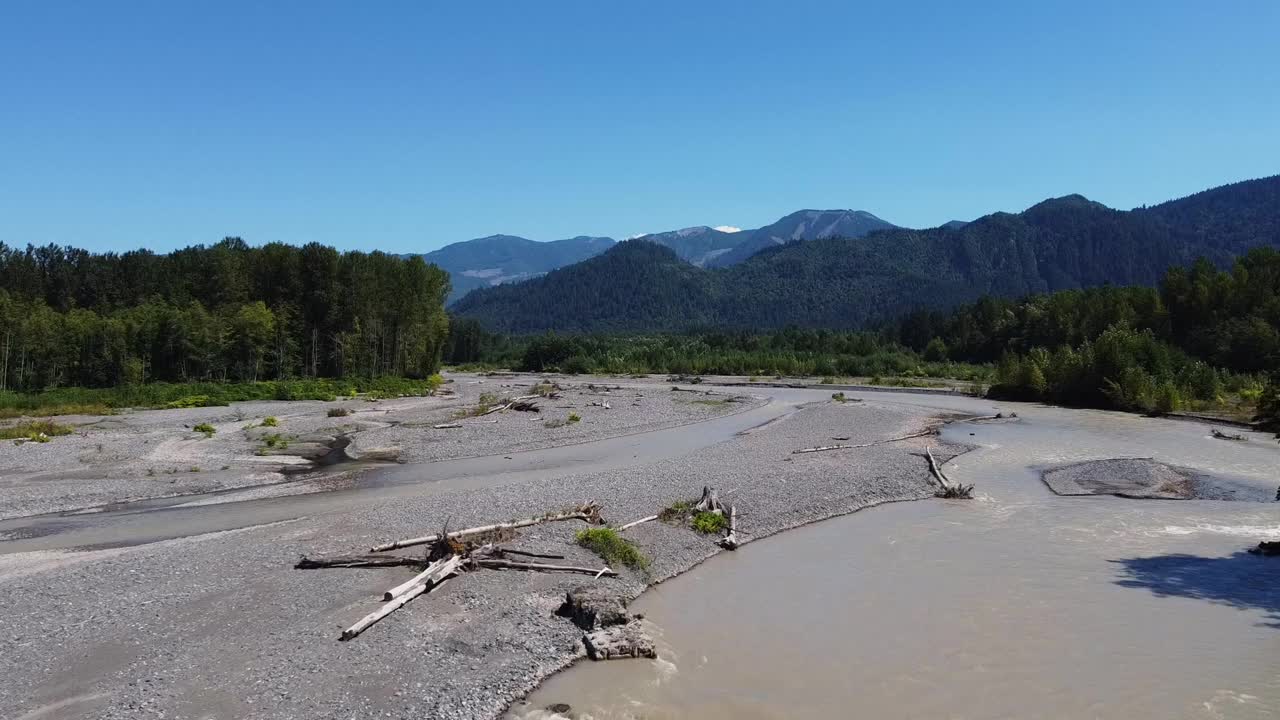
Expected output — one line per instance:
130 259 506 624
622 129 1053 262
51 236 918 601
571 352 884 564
568 412 581 423
691 511 728 534
261 433 287 449
261 416 279 427
575 528 649 572
0 419 74 442
327 407 350 418
193 422 216 438
831 392 847 402
167 395 221 409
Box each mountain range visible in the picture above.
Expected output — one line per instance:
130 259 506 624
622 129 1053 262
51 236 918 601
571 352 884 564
420 209 898 302
450 175 1280 333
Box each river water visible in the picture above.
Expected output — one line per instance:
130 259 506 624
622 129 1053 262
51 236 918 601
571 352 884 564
516 394 1280 720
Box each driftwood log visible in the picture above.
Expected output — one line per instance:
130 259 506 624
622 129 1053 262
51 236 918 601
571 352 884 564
371 502 604 552
471 558 617 576
718 505 739 550
792 428 934 454
926 446 974 498
296 554 424 569
342 555 462 641
617 514 658 531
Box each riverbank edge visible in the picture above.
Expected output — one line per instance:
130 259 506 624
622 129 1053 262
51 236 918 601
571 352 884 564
495 417 981 719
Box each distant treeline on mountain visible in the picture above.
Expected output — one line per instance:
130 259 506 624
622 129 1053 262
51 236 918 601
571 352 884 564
420 208 897 303
452 176 1280 334
0 239 450 390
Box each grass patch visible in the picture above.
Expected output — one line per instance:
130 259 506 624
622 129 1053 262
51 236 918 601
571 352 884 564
530 381 560 397
261 433 288 449
192 422 216 438
0 419 75 443
658 499 695 523
0 403 111 419
261 416 279 427
326 407 350 418
544 412 580 428
0 376 445 416
691 511 728 534
691 398 730 407
575 527 649 572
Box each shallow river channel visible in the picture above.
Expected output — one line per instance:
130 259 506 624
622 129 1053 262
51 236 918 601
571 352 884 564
516 392 1280 720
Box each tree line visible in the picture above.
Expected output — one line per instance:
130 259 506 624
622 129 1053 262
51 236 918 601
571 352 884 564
446 249 1280 426
888 248 1279 414
0 239 450 391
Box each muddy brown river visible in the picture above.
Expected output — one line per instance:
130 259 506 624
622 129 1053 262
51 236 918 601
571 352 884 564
515 393 1280 720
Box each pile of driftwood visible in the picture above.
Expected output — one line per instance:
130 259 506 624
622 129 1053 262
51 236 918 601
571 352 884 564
1211 428 1247 442
297 502 614 641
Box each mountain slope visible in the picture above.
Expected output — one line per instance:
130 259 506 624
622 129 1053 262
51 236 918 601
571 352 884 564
453 175 1280 333
421 234 614 303
709 209 898 266
451 240 722 333
634 226 748 267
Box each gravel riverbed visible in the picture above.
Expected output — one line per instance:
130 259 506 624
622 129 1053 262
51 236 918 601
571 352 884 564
0 389 964 720
0 374 754 520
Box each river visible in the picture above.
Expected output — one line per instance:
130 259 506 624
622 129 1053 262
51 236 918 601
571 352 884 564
516 392 1280 720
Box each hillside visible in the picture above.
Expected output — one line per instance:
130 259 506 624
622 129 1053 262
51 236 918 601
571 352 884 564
421 234 615 303
633 226 747 266
452 175 1280 333
708 209 898 267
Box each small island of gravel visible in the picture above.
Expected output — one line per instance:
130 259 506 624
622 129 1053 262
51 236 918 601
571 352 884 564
1041 457 1270 501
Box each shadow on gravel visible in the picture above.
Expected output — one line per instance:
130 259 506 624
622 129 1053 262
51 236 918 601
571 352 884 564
1111 551 1280 629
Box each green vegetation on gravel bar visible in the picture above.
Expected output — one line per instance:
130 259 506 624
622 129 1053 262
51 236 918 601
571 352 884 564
0 419 74 442
575 527 649 572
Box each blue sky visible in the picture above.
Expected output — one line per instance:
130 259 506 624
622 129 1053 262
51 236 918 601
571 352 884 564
2 1 1277 253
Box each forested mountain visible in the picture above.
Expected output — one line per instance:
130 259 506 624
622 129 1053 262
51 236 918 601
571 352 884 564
708 209 898 267
453 176 1280 333
421 234 615 303
422 208 897 302
633 226 747 267
0 239 450 389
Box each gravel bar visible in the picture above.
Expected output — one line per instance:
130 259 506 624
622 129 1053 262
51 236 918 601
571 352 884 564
0 391 963 720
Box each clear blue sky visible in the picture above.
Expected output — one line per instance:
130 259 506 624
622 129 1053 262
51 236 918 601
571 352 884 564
2 1 1277 253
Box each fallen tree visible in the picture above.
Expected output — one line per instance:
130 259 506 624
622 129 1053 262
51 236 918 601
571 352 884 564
370 502 604 552
926 446 974 499
792 428 934 454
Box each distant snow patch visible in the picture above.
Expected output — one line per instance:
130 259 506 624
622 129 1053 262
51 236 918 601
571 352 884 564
713 225 742 233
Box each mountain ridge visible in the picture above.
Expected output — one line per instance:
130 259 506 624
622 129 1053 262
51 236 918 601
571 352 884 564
451 175 1280 333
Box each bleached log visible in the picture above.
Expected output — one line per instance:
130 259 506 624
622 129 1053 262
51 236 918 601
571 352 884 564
472 558 617 576
792 444 855 454
618 514 658 531
433 423 462 429
370 503 603 552
924 446 950 487
792 429 935 454
343 556 461 641
383 555 461 601
721 504 742 548
296 554 423 569
496 548 566 560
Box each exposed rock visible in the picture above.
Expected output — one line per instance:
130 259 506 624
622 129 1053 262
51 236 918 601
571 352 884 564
583 621 657 660
558 586 628 631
